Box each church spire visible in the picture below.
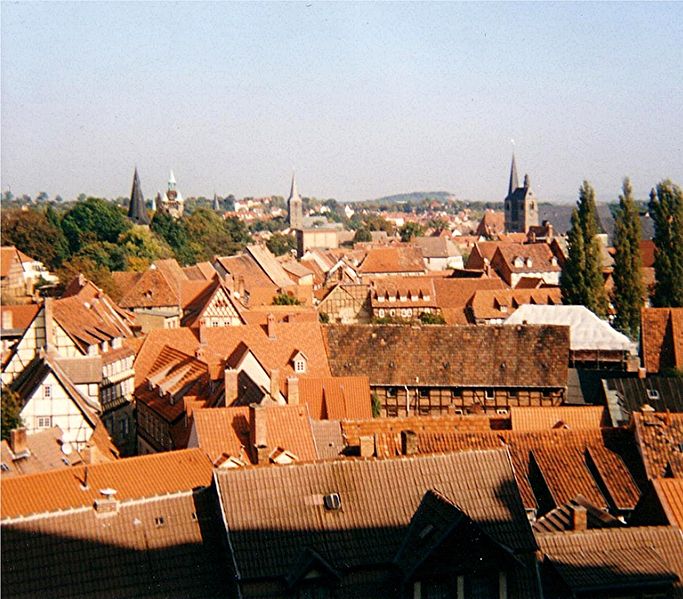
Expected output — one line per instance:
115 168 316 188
287 172 303 229
127 167 149 225
508 154 519 197
213 192 220 211
289 172 300 202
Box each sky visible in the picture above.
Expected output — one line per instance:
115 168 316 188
1 1 682 204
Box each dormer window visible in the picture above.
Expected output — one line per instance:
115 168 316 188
513 256 524 268
377 295 385 303
292 351 308 374
526 258 533 268
551 256 558 266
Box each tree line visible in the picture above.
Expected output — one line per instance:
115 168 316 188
560 179 683 339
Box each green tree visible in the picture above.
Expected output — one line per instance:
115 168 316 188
1 208 69 269
150 212 198 265
560 181 608 317
612 178 644 338
266 233 296 256
272 292 302 306
75 242 127 272
419 311 446 325
399 222 426 242
56 256 120 300
353 228 372 243
119 226 173 271
61 197 131 254
649 180 683 307
1 387 23 441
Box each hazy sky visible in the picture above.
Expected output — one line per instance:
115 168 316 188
2 2 681 203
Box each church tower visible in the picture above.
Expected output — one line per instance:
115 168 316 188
504 155 539 233
127 167 149 225
287 173 303 230
159 170 184 219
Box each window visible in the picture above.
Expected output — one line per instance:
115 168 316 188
154 516 165 527
647 389 660 401
43 385 52 399
387 387 398 398
295 360 306 373
120 418 129 435
452 388 462 398
485 389 495 401
378 308 385 317
36 416 52 428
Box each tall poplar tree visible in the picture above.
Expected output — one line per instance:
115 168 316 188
649 180 683 307
560 181 609 317
612 178 644 338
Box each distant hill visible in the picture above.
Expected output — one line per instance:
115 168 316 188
365 191 457 204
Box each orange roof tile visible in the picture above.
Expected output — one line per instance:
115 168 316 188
298 376 372 420
510 406 607 431
0 303 40 331
0 246 22 278
641 308 683 373
432 277 506 324
633 412 683 478
358 246 426 274
1 448 213 519
467 287 561 321
652 478 683 528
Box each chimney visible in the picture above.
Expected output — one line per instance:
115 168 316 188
94 489 118 516
267 313 276 339
269 368 280 400
195 341 207 361
249 404 268 464
287 376 299 405
9 428 28 455
237 276 245 297
571 505 588 531
359 435 374 458
2 310 12 330
224 368 239 406
401 430 417 456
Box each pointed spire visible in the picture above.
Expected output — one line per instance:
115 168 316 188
508 154 519 197
127 167 149 225
168 170 176 190
213 192 220 211
288 172 300 202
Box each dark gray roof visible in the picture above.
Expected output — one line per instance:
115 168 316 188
127 167 149 225
602 375 683 426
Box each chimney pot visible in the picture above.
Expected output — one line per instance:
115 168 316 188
269 368 280 400
267 313 276 339
249 404 267 464
9 428 28 455
287 376 299 405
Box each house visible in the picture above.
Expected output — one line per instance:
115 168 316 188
505 305 639 371
641 307 683 374
369 277 439 321
357 246 427 280
466 287 561 324
432 276 507 324
601 375 683 426
296 375 372 419
475 210 506 239
188 403 319 466
1 449 226 599
1 304 40 365
490 243 561 287
214 449 541 598
2 279 137 454
317 283 371 324
324 324 569 417
0 246 32 302
413 236 463 270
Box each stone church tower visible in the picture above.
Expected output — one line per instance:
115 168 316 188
504 155 539 233
287 173 303 230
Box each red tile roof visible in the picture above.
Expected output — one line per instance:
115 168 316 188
358 246 426 274
298 376 372 420
432 277 506 324
1 448 213 519
0 303 40 331
652 478 683 528
467 287 561 321
510 406 607 431
641 308 683 373
633 412 683 478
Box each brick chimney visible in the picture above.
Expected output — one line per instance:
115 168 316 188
401 430 417 456
267 313 276 339
249 404 269 464
9 428 28 455
359 435 374 458
269 368 280 400
287 376 299 405
224 368 239 406
571 505 588 531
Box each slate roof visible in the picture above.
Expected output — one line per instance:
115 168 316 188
324 324 569 388
1 448 212 519
358 246 426 274
1 488 227 599
537 527 683 597
510 406 607 431
505 304 635 353
602 376 683 426
192 404 318 464
641 308 683 373
215 449 537 582
632 412 683 479
298 376 372 420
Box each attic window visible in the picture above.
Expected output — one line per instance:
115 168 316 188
295 359 306 374
154 516 165 527
514 257 524 268
323 493 341 511
526 258 533 268
551 257 558 266
43 385 52 399
647 389 660 401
